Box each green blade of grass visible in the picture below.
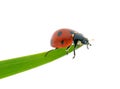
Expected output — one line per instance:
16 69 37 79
0 45 82 79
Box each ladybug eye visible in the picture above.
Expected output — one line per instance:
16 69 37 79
84 40 87 44
82 38 88 44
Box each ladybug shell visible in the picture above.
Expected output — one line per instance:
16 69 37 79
51 28 75 48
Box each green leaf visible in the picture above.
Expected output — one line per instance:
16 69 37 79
0 45 82 79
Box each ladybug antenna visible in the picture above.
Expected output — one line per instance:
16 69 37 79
87 42 92 49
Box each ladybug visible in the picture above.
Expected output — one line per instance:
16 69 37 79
46 28 91 58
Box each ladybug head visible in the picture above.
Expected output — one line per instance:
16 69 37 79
73 33 91 49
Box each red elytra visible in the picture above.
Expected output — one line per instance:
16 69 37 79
51 28 74 48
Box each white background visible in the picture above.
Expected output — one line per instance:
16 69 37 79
0 0 120 89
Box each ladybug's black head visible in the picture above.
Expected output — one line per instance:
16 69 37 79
81 37 89 44
73 33 91 49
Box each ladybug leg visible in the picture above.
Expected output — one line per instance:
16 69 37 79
73 50 75 59
73 44 76 59
44 48 57 57
73 40 78 59
66 46 71 54
87 43 92 49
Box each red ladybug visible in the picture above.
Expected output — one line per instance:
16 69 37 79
46 28 91 58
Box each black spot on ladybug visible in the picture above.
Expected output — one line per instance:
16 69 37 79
70 31 74 34
57 31 62 36
61 40 64 44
